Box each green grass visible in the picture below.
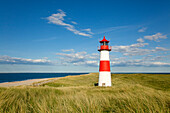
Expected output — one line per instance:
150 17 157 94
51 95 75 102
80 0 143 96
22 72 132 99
0 73 170 113
111 74 170 91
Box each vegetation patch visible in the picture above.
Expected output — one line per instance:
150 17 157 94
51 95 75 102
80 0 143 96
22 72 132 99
0 73 169 113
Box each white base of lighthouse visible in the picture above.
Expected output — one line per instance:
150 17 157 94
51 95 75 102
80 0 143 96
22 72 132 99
98 72 111 86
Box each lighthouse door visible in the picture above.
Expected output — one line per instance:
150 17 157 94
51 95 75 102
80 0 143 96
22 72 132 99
102 83 106 86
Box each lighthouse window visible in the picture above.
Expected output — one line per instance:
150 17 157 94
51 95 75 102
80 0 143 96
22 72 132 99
103 42 108 45
100 43 104 46
100 42 108 46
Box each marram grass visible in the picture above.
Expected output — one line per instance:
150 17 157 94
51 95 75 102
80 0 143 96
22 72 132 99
0 73 169 113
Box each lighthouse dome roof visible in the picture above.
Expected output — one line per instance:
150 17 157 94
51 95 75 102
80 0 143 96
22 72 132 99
100 36 109 43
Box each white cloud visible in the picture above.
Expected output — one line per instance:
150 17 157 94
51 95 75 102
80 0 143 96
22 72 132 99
130 43 149 47
144 33 167 42
112 43 149 55
71 21 77 25
82 28 93 34
138 27 147 32
112 42 169 56
137 38 144 43
149 62 170 66
111 60 170 67
65 26 91 37
47 9 71 27
0 56 52 65
53 45 170 68
85 60 98 65
83 28 91 31
56 51 87 63
56 51 99 66
55 48 170 67
61 49 75 52
94 26 128 34
142 55 169 61
73 60 98 67
46 9 92 37
111 56 170 67
155 47 169 51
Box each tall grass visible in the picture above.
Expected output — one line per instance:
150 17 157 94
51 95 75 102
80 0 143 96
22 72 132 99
0 73 169 113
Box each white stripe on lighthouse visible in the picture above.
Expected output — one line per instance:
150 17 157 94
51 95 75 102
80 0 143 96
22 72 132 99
98 72 111 86
100 50 110 61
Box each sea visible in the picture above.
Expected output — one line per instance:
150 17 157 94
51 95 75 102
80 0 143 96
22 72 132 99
0 72 169 83
0 73 88 83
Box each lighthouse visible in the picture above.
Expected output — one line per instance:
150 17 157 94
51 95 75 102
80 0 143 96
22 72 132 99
98 36 112 86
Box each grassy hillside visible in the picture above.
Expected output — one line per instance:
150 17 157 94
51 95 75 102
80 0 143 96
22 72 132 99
0 73 169 113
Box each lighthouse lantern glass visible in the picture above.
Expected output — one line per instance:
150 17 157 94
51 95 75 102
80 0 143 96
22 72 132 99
100 42 108 46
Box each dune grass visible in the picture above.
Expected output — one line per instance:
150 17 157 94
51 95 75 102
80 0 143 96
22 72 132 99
0 73 169 113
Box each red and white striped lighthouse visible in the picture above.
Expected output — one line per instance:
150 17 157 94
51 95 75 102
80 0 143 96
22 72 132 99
98 36 112 86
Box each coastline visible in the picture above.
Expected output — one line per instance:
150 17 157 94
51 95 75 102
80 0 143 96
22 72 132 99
0 78 56 87
0 73 91 87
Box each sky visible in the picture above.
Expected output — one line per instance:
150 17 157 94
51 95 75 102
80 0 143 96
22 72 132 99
0 0 170 72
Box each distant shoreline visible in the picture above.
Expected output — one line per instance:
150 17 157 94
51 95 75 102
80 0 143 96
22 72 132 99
0 73 91 87
0 72 169 74
0 77 56 87
0 73 89 84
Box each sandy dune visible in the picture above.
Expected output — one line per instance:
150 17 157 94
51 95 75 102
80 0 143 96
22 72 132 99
0 78 59 87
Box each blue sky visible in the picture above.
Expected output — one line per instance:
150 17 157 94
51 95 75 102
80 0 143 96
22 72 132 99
0 0 170 72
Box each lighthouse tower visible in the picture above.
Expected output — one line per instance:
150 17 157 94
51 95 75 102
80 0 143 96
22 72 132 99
98 36 112 86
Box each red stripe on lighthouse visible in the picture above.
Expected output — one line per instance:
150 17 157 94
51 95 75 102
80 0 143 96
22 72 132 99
99 61 110 71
